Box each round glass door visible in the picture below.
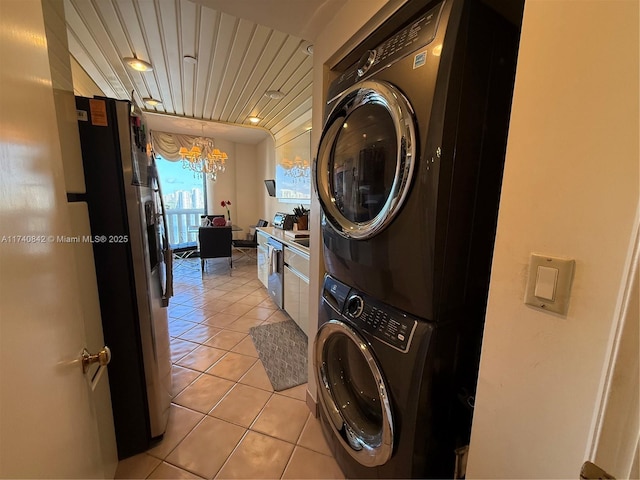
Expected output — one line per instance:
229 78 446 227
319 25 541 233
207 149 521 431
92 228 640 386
315 80 417 240
314 320 394 466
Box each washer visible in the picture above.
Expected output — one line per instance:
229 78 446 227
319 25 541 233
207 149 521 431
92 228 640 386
315 0 521 323
315 275 467 478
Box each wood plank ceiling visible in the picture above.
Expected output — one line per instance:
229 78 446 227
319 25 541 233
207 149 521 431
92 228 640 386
64 0 317 139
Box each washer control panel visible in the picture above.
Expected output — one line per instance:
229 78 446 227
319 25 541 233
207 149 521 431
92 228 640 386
356 50 377 77
346 294 416 353
323 275 418 353
346 295 365 317
322 274 353 314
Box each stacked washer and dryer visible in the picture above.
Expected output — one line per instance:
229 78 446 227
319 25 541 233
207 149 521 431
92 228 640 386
313 0 522 478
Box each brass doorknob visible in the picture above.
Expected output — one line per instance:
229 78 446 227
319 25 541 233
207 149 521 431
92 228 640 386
82 346 111 373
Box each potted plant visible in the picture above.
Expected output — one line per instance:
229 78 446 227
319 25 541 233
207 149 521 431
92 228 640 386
293 204 310 230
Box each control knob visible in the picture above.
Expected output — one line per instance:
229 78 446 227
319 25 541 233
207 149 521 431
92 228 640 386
346 295 364 318
357 50 377 77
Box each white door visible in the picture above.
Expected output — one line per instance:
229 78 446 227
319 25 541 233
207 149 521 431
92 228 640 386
0 1 116 477
584 216 639 479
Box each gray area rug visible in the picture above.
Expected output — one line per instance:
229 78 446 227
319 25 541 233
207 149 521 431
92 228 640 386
249 320 308 392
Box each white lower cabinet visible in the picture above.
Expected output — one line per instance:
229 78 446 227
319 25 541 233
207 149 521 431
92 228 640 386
299 276 309 335
284 266 300 322
256 231 269 288
257 230 310 333
283 246 310 336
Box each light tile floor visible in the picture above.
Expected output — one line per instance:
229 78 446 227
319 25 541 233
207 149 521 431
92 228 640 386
115 254 344 480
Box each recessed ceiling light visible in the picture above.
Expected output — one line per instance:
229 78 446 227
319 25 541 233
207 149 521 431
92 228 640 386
143 97 161 106
300 41 313 56
265 90 285 100
183 55 197 65
123 56 153 72
248 117 261 124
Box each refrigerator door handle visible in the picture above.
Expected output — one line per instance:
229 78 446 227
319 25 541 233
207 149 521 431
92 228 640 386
151 155 173 305
268 245 275 275
162 247 173 307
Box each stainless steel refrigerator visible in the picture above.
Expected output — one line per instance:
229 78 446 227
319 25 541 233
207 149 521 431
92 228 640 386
73 96 173 459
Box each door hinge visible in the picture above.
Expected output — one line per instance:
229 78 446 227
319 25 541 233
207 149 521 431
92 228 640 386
580 461 615 480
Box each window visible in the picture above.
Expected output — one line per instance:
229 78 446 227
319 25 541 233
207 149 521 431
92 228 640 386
156 158 206 246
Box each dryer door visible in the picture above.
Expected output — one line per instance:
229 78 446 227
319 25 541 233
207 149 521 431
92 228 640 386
315 80 416 240
314 319 393 467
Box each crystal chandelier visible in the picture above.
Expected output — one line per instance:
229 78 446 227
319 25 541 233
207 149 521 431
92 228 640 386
179 125 228 181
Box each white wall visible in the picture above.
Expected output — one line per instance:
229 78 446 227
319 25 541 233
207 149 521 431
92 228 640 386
204 138 264 235
257 135 276 222
206 138 235 218
234 143 259 233
467 1 639 478
70 56 104 97
256 134 308 225
274 109 312 146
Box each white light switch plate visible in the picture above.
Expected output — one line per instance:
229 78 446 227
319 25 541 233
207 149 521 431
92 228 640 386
524 254 575 315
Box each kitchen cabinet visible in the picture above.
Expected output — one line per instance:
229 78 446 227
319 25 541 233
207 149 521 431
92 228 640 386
283 245 310 336
284 266 300 326
256 230 269 288
255 227 311 335
299 277 309 336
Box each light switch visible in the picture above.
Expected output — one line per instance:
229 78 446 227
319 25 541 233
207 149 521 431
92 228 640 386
524 254 575 315
534 266 558 300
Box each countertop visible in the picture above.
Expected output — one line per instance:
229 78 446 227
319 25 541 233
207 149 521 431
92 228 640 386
256 227 310 255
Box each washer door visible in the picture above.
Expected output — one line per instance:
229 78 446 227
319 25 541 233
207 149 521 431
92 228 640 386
314 319 393 466
315 80 416 240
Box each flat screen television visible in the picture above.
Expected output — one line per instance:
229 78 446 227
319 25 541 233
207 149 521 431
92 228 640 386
264 179 276 197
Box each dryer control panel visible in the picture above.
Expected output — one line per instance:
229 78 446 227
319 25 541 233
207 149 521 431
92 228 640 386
322 275 418 353
327 0 445 102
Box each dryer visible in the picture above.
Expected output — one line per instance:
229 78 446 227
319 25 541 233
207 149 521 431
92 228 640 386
315 0 521 325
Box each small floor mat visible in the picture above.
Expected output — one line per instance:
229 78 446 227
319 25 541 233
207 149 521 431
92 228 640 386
249 320 308 391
